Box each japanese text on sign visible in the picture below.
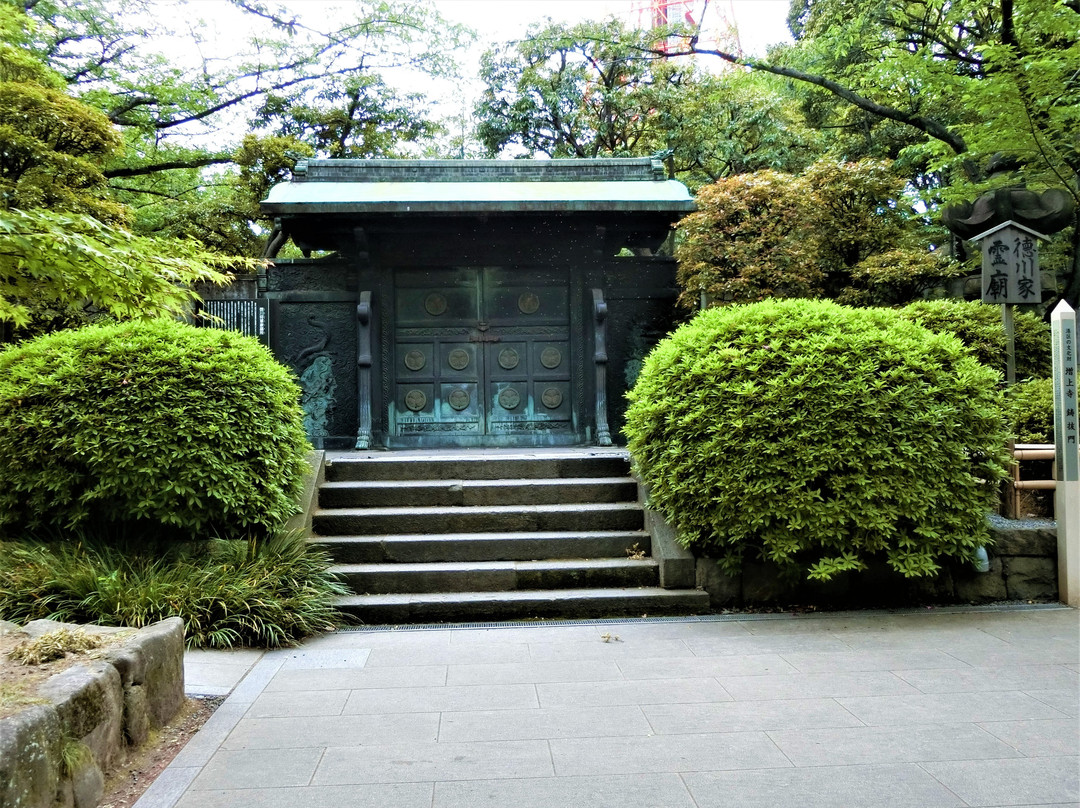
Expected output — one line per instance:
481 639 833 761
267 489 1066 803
981 224 1042 304
1052 303 1079 482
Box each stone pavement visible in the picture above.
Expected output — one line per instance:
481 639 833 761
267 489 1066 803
140 605 1079 808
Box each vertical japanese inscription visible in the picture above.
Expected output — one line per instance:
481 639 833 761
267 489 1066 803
981 223 1043 304
1052 302 1079 482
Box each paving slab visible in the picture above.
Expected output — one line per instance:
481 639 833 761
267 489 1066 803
718 670 921 700
549 730 792 776
141 606 1080 808
433 773 697 808
894 664 1080 693
838 690 1072 726
438 704 651 742
536 676 733 707
175 784 434 808
617 653 797 679
262 663 447 692
641 697 866 735
443 659 624 685
343 682 539 714
767 722 1023 767
683 763 968 808
188 747 324 790
921 755 1080 806
977 719 1080 757
312 738 554 784
221 712 440 749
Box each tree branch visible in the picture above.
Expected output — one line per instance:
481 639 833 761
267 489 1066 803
103 155 232 178
664 44 970 158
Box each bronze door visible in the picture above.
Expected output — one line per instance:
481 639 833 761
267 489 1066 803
392 267 573 444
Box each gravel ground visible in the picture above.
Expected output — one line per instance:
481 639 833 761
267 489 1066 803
988 513 1057 530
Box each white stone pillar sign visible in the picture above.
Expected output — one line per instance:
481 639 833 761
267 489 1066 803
1051 301 1079 606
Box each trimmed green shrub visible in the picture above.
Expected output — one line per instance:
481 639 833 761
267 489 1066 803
0 531 346 648
898 299 1051 380
625 299 1009 581
0 319 310 539
1005 378 1054 444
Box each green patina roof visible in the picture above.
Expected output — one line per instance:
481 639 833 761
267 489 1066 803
262 158 696 215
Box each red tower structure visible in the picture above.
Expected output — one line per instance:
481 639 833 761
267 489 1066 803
629 0 740 56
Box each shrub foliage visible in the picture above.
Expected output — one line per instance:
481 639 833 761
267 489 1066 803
675 160 961 308
1005 378 1054 444
898 299 1051 381
0 532 346 648
625 299 1009 580
0 319 310 539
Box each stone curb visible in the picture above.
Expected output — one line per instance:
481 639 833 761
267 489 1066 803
0 617 185 808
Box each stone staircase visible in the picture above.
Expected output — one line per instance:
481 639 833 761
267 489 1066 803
310 451 710 624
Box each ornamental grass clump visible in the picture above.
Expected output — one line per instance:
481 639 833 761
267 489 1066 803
0 318 310 540
625 299 1010 581
0 531 346 648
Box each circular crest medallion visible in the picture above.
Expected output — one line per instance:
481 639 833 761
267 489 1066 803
448 389 471 411
498 388 521 410
404 389 427 412
540 347 562 369
447 348 471 370
517 293 540 314
498 349 520 370
541 387 563 409
424 293 448 316
404 350 426 371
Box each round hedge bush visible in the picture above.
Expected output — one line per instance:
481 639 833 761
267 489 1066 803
898 299 1051 381
625 299 1010 581
0 318 310 539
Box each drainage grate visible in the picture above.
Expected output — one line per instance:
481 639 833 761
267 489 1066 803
334 602 1069 632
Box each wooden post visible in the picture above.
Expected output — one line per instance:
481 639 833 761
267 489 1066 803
1002 303 1016 385
1051 301 1079 606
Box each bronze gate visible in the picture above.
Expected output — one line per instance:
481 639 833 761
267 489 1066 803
390 267 575 445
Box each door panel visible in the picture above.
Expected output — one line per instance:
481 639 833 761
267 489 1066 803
392 267 573 444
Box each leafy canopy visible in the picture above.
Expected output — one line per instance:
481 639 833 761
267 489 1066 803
666 0 1080 307
476 17 818 188
5 0 472 253
675 158 961 307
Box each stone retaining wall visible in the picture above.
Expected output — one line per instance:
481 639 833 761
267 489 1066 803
694 523 1059 609
0 617 185 808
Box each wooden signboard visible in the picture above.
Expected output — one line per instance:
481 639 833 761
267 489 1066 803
977 221 1045 305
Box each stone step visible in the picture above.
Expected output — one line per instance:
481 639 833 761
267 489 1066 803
335 587 712 623
318 477 639 508
326 453 630 482
311 531 651 564
332 558 660 594
313 502 644 536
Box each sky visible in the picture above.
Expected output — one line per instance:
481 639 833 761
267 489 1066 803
432 0 793 56
170 0 794 150
412 0 794 139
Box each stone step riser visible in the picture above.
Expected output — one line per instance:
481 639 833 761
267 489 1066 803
319 479 639 509
314 506 644 536
333 562 659 594
326 456 631 482
335 589 711 623
312 533 651 564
